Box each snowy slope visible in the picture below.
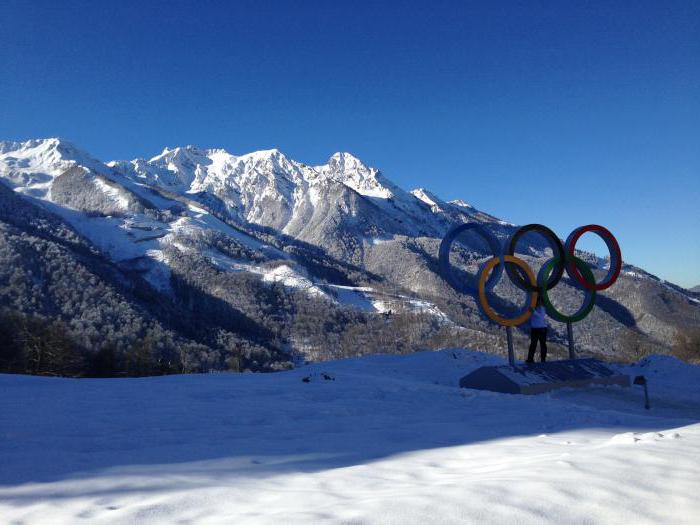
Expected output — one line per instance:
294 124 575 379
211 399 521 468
1 349 699 524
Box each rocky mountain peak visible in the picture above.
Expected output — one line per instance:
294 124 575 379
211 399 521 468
411 188 442 207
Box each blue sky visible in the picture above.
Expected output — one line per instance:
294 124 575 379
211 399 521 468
1 1 699 287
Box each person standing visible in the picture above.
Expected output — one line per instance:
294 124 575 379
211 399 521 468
527 296 548 363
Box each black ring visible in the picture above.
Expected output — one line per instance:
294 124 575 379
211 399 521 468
505 224 565 291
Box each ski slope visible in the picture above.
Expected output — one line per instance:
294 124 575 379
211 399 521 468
1 350 699 524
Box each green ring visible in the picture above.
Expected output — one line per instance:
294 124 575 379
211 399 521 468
538 256 596 323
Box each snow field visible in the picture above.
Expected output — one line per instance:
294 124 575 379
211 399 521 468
1 349 699 524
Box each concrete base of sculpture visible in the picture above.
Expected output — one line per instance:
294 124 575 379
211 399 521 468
459 358 630 395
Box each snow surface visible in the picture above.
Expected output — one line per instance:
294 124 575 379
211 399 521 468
261 264 326 297
1 350 699 524
92 178 130 211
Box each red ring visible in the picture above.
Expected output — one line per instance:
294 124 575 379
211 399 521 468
565 224 622 291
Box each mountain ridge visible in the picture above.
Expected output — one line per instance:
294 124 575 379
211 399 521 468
1 137 698 374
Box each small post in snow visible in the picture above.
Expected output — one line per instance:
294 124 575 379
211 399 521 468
506 326 515 366
566 321 576 360
634 376 650 410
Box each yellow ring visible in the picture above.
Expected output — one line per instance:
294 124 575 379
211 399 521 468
478 255 538 327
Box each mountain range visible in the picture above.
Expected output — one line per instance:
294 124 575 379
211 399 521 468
1 138 698 375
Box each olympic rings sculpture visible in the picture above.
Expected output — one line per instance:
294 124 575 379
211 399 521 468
439 223 621 327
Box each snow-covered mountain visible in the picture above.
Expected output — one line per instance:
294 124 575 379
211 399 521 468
0 138 513 239
0 137 517 295
1 137 698 371
0 138 105 198
107 143 508 243
2 139 489 244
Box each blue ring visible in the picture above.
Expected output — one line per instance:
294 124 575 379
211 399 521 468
439 223 504 294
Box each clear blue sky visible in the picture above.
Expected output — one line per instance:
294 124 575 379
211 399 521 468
1 1 699 287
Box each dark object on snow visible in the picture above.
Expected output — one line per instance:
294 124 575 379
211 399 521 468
633 375 650 409
459 358 630 395
301 372 335 383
